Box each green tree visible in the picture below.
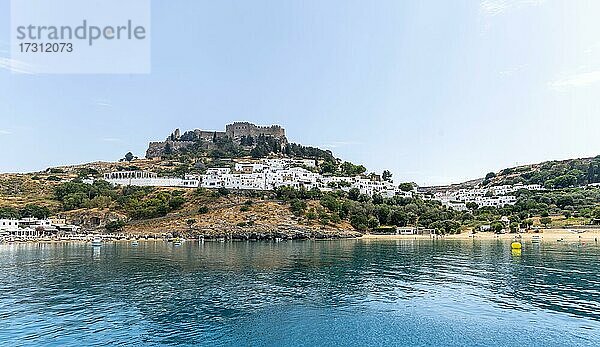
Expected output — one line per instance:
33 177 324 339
509 222 520 233
290 199 307 216
372 194 384 205
0 207 20 219
350 213 368 230
466 202 479 210
105 220 125 233
382 170 393 181
398 183 413 192
367 216 380 229
491 221 504 233
20 204 51 219
320 160 337 175
124 152 134 162
217 187 230 197
348 188 360 201
485 172 496 180
540 217 552 227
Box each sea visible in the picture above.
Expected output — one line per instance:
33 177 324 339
1 238 599 346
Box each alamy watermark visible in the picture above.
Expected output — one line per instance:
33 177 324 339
11 0 151 74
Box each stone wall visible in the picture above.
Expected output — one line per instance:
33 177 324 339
145 122 287 158
193 130 227 142
225 122 285 140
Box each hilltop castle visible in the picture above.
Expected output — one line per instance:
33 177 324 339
146 122 287 158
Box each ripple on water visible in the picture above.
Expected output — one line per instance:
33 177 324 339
0 239 599 346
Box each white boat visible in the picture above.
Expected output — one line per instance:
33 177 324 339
532 235 541 243
131 240 139 246
91 237 102 247
173 238 183 246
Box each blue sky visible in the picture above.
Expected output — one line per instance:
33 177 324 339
1 0 599 185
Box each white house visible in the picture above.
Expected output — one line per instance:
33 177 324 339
0 219 20 233
103 171 200 188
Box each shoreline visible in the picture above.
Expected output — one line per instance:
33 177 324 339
2 229 600 244
361 229 600 242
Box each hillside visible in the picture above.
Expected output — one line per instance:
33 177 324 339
1 122 600 238
421 155 600 192
482 156 600 188
0 159 362 239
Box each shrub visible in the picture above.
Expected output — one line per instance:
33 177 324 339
105 220 125 233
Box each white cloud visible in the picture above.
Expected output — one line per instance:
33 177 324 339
0 130 12 135
94 99 113 108
548 71 600 90
480 0 545 16
0 57 35 74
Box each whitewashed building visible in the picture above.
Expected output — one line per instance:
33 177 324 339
98 159 412 198
426 183 542 211
0 219 20 233
103 171 200 188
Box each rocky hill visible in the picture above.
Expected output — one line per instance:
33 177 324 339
146 122 289 159
0 159 360 239
2 120 599 237
422 155 600 191
482 156 600 188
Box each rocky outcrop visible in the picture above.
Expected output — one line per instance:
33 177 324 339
145 140 196 159
62 209 127 230
145 122 288 158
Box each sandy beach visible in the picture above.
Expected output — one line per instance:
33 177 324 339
361 229 600 242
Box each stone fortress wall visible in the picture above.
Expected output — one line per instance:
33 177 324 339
145 122 287 158
225 122 285 141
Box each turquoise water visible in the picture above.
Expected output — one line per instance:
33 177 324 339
1 239 600 346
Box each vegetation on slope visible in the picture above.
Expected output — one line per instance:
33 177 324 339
52 180 187 220
483 155 600 189
157 133 372 178
275 185 600 234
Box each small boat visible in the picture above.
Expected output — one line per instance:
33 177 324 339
91 237 102 247
531 235 541 243
131 240 139 246
511 241 522 250
173 238 183 246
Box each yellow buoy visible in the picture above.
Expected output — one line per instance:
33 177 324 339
511 242 522 250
